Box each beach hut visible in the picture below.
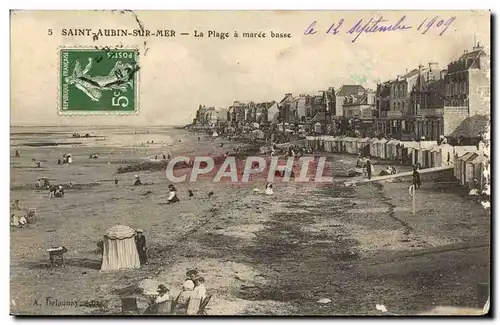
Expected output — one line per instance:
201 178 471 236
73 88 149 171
306 136 315 149
101 225 141 272
454 146 478 159
341 137 352 154
438 143 455 167
334 136 344 153
416 141 436 167
421 147 433 168
314 122 322 134
400 141 419 165
456 152 478 186
385 139 400 160
377 138 388 159
370 138 380 157
471 154 487 190
357 137 370 152
251 129 265 139
352 138 361 154
324 136 335 152
429 145 441 167
345 137 357 154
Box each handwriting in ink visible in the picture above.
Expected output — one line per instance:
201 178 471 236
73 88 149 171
417 16 456 36
347 16 412 43
326 19 344 35
304 21 318 35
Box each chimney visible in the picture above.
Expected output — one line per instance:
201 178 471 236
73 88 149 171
428 61 438 72
473 42 484 52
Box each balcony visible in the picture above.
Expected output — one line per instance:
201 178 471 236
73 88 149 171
387 111 403 119
420 108 444 117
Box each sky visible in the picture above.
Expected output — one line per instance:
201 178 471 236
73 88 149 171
10 10 490 126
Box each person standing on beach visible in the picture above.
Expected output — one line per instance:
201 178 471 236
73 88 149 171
135 229 147 265
412 167 421 189
366 159 372 180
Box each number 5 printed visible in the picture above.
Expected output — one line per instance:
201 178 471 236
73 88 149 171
112 91 129 107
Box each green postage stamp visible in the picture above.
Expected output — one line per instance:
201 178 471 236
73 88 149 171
59 48 140 114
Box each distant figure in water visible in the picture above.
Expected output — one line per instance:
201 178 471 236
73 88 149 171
15 150 20 157
57 158 62 165
36 161 42 168
198 136 200 141
178 140 182 143
167 154 171 160
162 154 166 160
207 191 214 199
188 189 194 197
220 143 224 147
134 175 143 186
115 178 119 185
155 155 158 160
265 182 273 195
167 184 179 203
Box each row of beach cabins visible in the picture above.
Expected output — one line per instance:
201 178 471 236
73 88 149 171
305 136 488 190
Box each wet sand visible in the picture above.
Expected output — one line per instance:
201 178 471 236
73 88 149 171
10 130 490 315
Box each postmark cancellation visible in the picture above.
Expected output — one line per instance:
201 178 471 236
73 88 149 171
58 47 140 115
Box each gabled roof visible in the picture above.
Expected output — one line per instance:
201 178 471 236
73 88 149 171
449 114 489 138
310 111 326 123
336 85 365 97
343 94 371 106
279 93 295 105
447 49 486 73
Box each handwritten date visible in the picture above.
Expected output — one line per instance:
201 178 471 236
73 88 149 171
304 15 457 43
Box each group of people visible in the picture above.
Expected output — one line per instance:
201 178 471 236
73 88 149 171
57 153 73 165
11 209 36 228
133 176 198 204
49 185 65 198
154 153 170 160
380 165 397 176
147 269 208 315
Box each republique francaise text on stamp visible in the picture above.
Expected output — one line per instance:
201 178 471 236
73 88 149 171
59 47 140 115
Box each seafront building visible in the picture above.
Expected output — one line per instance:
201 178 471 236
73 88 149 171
192 44 490 146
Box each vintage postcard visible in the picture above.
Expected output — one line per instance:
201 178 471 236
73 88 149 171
10 10 491 316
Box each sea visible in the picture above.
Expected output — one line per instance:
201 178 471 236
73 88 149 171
10 125 187 149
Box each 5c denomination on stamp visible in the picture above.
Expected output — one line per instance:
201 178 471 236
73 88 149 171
59 47 140 115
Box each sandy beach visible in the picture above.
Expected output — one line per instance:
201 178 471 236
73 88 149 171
10 126 490 315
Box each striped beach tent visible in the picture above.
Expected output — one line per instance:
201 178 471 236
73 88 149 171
101 225 141 271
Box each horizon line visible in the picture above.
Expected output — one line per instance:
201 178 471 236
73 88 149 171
10 124 188 127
